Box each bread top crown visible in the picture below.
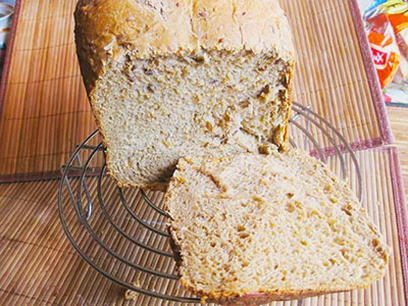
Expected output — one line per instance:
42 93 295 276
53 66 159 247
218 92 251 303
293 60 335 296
75 0 295 92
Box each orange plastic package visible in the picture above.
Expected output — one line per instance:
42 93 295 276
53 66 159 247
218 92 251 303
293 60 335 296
366 14 400 89
385 1 408 83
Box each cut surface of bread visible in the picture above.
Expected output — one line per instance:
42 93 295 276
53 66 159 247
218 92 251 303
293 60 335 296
74 0 295 189
165 150 390 304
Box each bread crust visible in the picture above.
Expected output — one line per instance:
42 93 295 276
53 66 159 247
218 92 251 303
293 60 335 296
75 0 295 93
199 287 365 305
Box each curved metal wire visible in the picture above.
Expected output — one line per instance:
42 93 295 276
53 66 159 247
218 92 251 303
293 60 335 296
289 119 327 163
291 107 347 179
76 143 178 279
140 189 170 217
58 133 194 302
117 187 170 237
58 201 197 302
58 106 364 303
61 129 99 220
292 103 363 200
97 165 174 257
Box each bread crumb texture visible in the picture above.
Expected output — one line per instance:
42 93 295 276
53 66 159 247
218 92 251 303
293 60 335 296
165 149 390 303
74 0 295 189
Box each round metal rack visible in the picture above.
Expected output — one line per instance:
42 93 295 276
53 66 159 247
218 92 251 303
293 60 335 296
58 102 363 303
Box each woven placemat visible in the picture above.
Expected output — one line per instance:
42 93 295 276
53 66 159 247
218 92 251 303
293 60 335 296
0 0 393 183
0 147 406 305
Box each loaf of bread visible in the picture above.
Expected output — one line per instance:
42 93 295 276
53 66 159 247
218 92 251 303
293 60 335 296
74 0 295 189
165 150 390 304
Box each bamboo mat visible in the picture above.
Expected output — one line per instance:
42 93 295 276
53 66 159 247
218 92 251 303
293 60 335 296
388 107 408 196
0 147 406 305
0 0 393 183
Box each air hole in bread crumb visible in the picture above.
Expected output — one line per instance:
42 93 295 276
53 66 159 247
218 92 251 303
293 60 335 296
239 232 250 239
286 193 294 199
324 184 332 192
239 100 250 109
340 249 350 261
286 203 295 213
143 66 153 75
147 84 155 93
237 225 246 232
372 239 380 248
342 204 353 216
334 237 345 246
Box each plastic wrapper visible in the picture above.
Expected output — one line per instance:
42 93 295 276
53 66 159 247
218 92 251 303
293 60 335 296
365 0 408 88
366 13 400 88
383 1 408 83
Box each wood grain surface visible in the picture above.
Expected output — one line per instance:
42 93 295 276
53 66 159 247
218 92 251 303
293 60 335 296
0 0 392 182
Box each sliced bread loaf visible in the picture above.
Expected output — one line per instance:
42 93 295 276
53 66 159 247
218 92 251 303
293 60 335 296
165 150 390 304
74 0 295 190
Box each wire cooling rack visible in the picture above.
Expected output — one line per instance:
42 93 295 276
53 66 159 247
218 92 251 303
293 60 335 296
58 103 363 303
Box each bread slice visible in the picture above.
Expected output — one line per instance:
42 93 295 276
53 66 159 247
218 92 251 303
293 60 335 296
74 0 295 190
165 150 390 304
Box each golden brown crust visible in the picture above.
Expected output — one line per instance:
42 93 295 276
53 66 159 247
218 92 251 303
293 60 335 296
113 176 168 191
107 153 168 190
202 287 366 305
74 0 295 94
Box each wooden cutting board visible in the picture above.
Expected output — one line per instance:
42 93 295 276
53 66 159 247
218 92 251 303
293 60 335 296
0 0 393 182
